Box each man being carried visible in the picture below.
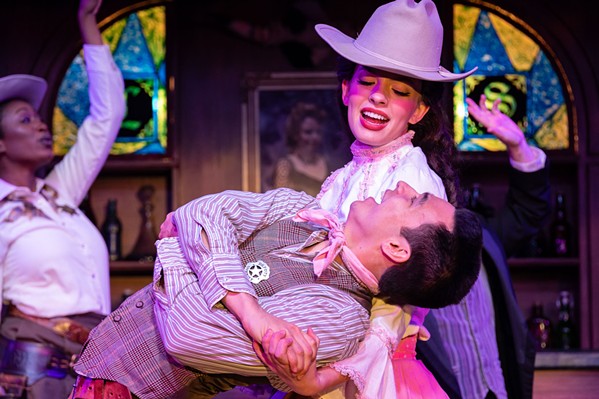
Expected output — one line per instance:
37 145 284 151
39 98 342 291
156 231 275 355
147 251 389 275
72 182 482 399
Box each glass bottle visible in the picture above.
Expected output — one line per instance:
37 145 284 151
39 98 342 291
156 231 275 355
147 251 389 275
554 291 578 350
126 185 157 262
550 192 571 257
527 302 551 351
101 199 122 261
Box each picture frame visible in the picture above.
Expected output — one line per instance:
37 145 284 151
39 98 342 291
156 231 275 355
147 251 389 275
242 72 352 195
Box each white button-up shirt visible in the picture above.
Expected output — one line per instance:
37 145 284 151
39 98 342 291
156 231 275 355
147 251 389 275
0 44 125 321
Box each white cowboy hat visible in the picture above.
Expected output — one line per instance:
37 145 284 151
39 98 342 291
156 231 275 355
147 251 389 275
0 74 47 110
315 0 477 82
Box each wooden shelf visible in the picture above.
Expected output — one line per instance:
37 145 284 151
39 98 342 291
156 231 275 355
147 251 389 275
110 260 154 275
103 156 177 172
535 350 599 369
507 257 579 269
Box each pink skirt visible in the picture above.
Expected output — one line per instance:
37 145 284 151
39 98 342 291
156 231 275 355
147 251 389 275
392 335 449 399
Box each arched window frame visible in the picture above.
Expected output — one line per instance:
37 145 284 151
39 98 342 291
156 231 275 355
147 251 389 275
52 0 172 157
450 0 576 154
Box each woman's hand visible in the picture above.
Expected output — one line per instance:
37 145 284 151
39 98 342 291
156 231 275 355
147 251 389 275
78 0 103 45
466 94 535 163
79 0 101 16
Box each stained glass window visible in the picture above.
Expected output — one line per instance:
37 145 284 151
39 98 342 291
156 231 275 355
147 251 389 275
453 3 570 151
53 6 167 156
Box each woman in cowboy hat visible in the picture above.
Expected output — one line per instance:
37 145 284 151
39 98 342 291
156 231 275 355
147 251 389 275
255 1 477 398
0 0 124 397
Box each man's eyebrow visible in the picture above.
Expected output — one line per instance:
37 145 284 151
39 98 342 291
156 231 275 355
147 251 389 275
417 193 430 206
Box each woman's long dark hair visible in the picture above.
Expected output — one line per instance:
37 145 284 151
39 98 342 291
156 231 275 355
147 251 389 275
335 56 462 206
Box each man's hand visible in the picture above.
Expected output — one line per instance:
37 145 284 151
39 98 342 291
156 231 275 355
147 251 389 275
466 94 535 163
223 292 317 377
254 329 323 396
159 212 178 238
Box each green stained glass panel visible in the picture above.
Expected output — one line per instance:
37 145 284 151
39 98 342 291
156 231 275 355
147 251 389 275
453 3 569 151
53 6 167 156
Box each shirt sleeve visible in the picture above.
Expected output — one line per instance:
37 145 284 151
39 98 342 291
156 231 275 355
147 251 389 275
45 44 125 206
172 188 317 309
509 146 547 173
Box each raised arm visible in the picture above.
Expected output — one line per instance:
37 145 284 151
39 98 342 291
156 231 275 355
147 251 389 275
466 94 551 255
78 0 103 45
45 0 125 205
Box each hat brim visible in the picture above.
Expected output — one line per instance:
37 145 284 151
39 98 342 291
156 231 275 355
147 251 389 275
315 24 477 83
0 74 47 110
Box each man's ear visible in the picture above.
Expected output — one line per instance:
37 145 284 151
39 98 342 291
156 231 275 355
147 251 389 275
382 236 411 264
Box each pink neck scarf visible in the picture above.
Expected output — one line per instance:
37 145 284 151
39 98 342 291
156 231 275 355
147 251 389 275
293 208 380 294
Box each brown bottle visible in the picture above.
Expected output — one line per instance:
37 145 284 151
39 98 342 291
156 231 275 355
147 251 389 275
527 302 551 351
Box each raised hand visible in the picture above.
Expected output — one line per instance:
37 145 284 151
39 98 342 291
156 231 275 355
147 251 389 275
78 0 103 45
79 0 102 16
466 94 535 163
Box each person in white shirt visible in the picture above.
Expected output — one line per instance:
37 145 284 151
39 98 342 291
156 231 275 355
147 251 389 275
0 0 125 397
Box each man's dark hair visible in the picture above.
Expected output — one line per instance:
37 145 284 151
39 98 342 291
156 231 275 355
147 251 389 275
377 208 482 308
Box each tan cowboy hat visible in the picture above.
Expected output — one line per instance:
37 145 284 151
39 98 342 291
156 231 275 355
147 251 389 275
315 0 477 82
0 74 47 110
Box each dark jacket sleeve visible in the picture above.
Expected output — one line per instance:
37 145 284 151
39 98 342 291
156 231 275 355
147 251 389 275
486 166 552 257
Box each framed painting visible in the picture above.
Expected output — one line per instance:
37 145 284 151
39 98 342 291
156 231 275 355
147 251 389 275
242 72 352 196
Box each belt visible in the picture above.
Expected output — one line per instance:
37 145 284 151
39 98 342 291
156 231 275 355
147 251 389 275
7 305 90 345
0 336 75 385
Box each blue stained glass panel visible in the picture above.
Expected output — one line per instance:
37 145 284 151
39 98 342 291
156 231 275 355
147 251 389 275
453 4 570 151
53 6 167 156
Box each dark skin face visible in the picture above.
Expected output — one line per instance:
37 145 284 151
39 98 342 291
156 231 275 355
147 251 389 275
0 99 53 187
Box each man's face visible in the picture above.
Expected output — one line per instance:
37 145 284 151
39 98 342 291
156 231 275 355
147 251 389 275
346 181 455 243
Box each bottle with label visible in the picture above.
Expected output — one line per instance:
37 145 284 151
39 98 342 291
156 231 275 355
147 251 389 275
527 302 551 350
101 199 122 261
554 291 578 350
550 192 572 256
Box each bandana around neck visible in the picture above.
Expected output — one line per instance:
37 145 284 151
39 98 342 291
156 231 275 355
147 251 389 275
293 208 380 294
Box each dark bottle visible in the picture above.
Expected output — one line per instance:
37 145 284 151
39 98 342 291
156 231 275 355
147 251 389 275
554 291 578 350
126 185 157 262
550 192 572 256
527 302 551 351
101 199 122 261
